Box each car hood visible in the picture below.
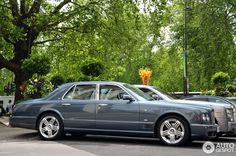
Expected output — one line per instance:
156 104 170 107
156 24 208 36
141 100 213 112
172 99 231 108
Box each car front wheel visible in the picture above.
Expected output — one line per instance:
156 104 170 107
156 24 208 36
38 113 64 140
157 115 190 146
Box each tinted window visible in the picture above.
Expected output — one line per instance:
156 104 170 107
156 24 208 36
64 85 96 100
139 88 162 99
124 84 153 101
100 85 127 100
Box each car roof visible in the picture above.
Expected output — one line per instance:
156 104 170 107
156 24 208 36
62 81 126 86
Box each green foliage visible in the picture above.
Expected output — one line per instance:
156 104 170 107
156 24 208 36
226 84 236 94
25 75 54 99
81 62 104 77
202 90 215 96
50 75 65 88
215 87 230 97
21 54 51 76
1 0 236 98
210 72 234 97
211 72 230 87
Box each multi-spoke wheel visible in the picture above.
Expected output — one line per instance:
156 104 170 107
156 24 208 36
38 113 63 140
157 115 190 145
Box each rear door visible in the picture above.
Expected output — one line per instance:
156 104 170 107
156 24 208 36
59 84 97 129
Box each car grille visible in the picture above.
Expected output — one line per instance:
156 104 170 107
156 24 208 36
234 108 236 121
211 110 215 124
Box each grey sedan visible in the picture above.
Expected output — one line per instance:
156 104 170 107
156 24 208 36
136 85 236 136
10 81 217 146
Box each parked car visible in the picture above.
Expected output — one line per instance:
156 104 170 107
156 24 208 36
226 97 236 105
135 85 236 137
185 95 236 108
0 96 14 116
10 81 217 146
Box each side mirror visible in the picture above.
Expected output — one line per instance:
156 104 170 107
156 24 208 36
123 95 134 102
152 95 162 101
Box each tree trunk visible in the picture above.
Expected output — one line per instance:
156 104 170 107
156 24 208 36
14 71 28 102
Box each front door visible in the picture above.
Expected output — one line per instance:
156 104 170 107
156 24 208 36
96 85 139 131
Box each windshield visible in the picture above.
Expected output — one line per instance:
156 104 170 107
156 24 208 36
124 84 154 101
152 86 175 100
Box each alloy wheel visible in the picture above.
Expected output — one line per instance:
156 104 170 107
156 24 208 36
159 118 185 145
39 116 60 139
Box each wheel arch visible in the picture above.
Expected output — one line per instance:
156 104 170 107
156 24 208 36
153 112 191 137
35 109 64 129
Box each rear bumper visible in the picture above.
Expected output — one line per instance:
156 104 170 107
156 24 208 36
191 124 218 139
10 116 36 129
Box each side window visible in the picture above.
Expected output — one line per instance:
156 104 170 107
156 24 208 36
100 85 128 100
139 88 161 99
64 85 96 100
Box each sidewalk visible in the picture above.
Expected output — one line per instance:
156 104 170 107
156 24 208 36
0 116 10 126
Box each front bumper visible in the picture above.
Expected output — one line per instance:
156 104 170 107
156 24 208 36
227 122 236 134
191 124 218 139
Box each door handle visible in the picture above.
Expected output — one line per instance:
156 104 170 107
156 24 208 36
98 104 108 107
61 103 71 106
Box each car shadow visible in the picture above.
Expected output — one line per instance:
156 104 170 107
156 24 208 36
56 134 236 149
9 131 236 149
9 132 40 140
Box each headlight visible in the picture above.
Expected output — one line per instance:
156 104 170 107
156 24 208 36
202 113 211 124
226 108 234 122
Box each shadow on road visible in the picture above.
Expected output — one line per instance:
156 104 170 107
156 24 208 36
55 134 236 149
4 128 236 150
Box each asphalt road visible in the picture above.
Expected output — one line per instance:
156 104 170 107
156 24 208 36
0 123 236 156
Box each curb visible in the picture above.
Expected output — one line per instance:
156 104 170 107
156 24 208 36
0 116 10 126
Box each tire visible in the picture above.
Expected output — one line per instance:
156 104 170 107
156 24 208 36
157 115 190 146
38 113 64 140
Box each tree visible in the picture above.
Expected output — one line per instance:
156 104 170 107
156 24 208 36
0 0 103 101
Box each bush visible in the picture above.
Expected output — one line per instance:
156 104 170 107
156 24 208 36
51 75 65 88
215 86 231 97
25 75 54 99
211 72 230 87
202 90 215 96
22 54 51 76
81 62 104 77
226 84 236 94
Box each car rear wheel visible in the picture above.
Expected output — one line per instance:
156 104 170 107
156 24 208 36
38 113 64 140
157 115 190 146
